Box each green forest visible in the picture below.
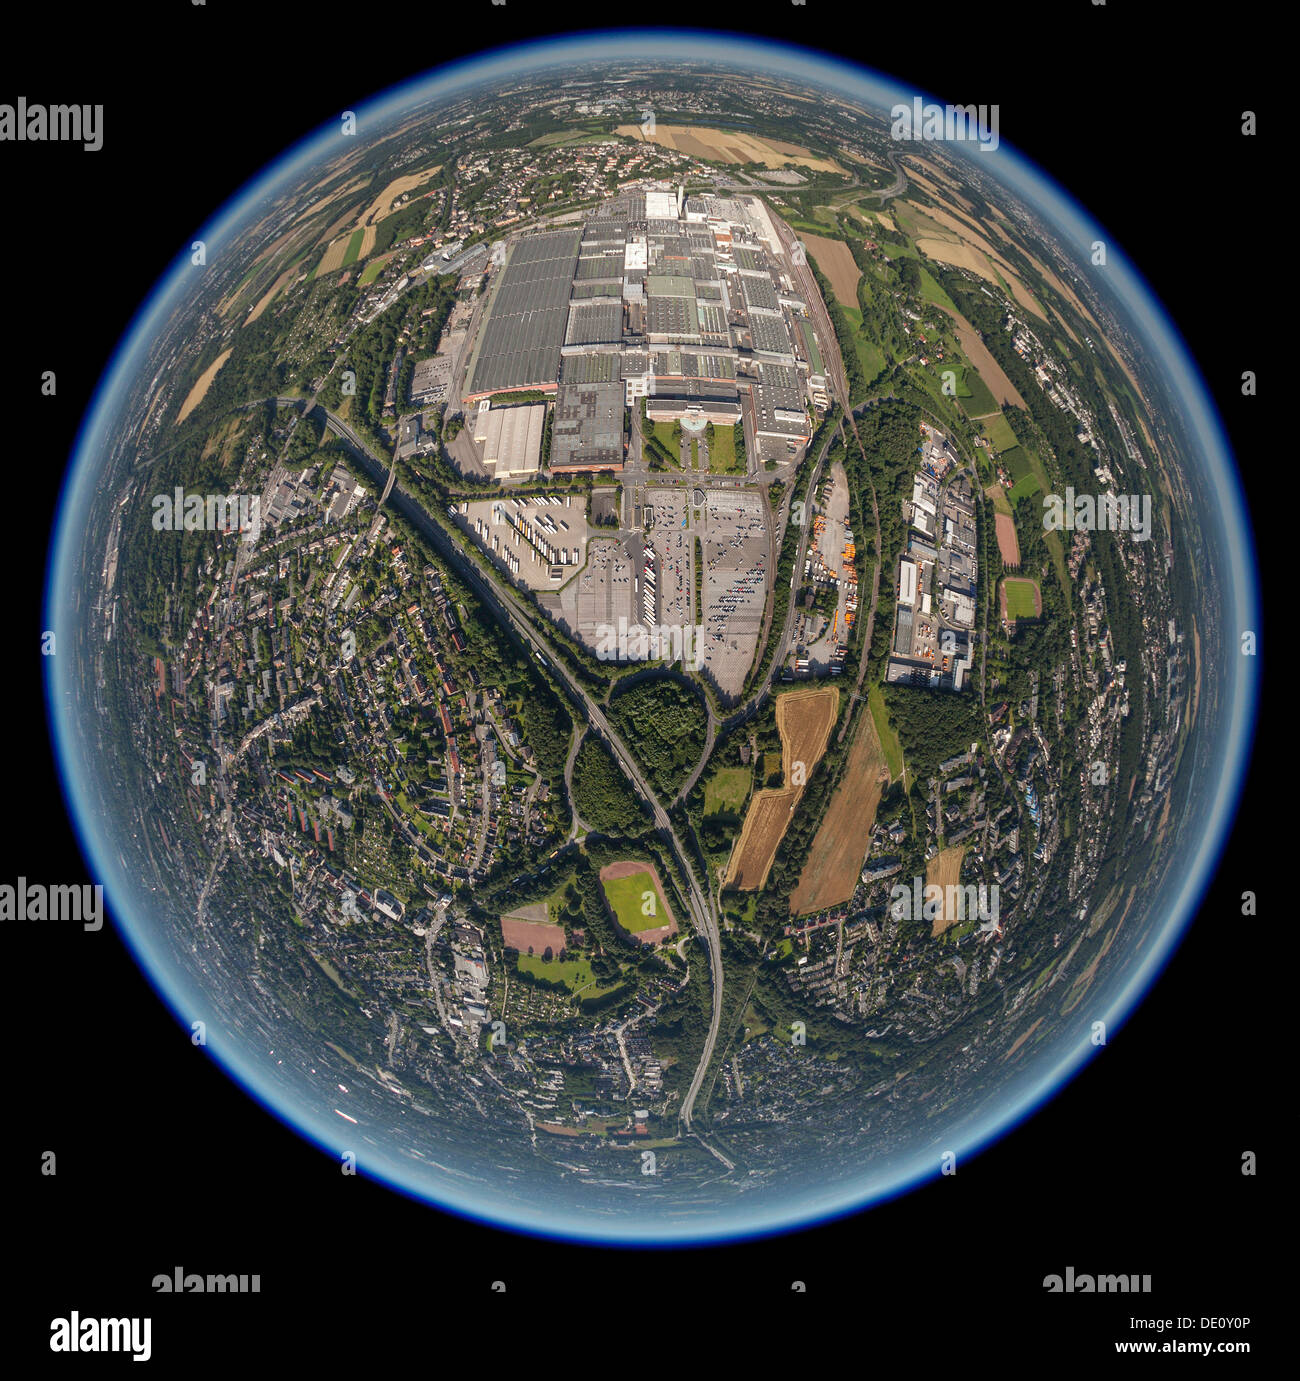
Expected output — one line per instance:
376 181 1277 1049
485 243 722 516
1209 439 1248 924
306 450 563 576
607 676 707 802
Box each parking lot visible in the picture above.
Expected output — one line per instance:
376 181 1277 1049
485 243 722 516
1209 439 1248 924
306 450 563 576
554 536 636 655
457 492 590 590
699 489 769 700
645 487 693 632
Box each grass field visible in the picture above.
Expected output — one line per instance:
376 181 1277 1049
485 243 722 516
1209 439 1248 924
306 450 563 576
905 365 966 431
981 412 1019 452
999 445 1033 483
789 708 887 915
358 255 390 287
645 418 681 468
708 423 740 474
704 766 751 817
985 482 1012 517
1000 433 1053 508
650 419 678 451
997 443 1060 585
868 684 904 781
1002 576 1042 620
954 363 999 417
1009 473 1041 503
918 266 958 312
841 304 886 383
340 228 364 268
516 953 596 992
527 129 605 147
600 862 676 935
936 305 1026 408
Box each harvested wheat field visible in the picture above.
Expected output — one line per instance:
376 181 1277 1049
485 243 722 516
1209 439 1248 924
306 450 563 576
176 349 231 425
777 685 838 783
799 232 860 307
245 262 304 324
357 168 442 227
615 123 846 174
726 788 800 891
936 306 1026 409
789 707 886 915
926 846 967 937
315 234 355 276
727 686 838 892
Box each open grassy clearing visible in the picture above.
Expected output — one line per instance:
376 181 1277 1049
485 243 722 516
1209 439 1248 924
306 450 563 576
704 766 751 816
868 684 904 782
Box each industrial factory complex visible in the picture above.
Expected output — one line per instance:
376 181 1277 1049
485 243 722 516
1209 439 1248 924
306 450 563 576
444 182 837 700
459 184 826 475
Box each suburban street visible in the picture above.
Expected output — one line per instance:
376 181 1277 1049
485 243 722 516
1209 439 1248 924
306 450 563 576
237 192 881 1152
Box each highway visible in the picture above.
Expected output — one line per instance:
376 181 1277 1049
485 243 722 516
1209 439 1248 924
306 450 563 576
240 187 893 1146
274 395 727 1135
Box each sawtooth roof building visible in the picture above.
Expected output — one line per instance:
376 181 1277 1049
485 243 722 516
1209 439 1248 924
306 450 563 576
461 184 832 471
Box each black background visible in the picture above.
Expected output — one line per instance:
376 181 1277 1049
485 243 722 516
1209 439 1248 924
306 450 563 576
4 2 1271 1359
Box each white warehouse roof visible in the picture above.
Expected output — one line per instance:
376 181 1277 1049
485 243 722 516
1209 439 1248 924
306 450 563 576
474 402 546 475
899 558 918 608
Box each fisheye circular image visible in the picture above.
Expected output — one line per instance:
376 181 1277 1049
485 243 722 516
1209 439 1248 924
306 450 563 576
46 30 1257 1244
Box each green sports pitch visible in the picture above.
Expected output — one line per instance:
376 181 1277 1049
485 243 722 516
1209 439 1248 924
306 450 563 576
1003 577 1041 620
601 867 672 934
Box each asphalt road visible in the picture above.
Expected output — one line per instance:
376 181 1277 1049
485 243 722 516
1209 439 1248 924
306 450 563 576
276 396 727 1133
246 179 898 1142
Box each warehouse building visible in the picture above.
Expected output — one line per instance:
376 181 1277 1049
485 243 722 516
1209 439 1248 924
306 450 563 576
549 381 625 473
473 401 546 477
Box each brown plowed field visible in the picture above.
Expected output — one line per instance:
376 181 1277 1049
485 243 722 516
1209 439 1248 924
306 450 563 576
799 232 860 307
501 907 565 956
936 305 1027 409
994 511 1021 567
